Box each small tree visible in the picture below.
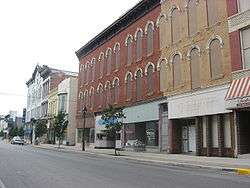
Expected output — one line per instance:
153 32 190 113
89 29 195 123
9 127 18 138
35 119 48 140
0 130 4 137
101 105 125 156
18 127 24 138
54 111 68 148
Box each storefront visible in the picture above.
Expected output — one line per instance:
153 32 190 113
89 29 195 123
123 99 167 152
168 84 234 157
225 76 250 155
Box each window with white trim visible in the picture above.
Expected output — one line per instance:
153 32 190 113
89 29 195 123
241 28 250 69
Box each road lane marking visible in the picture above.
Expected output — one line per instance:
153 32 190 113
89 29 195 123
0 178 7 188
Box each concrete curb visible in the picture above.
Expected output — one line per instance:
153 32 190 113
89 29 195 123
33 145 248 175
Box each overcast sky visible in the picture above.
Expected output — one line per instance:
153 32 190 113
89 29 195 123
0 0 139 115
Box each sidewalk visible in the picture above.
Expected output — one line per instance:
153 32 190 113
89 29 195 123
35 144 250 175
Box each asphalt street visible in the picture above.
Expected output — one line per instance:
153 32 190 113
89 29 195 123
0 141 250 188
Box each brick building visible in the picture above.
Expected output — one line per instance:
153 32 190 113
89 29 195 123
225 0 250 155
76 0 164 150
158 0 234 157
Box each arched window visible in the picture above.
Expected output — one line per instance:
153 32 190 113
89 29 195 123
91 59 96 82
114 43 120 70
113 78 119 104
135 29 143 61
125 72 132 100
157 58 169 91
146 64 154 94
105 81 111 107
189 47 200 89
171 7 180 44
157 14 168 49
206 0 219 26
146 22 154 56
106 48 112 75
97 84 103 107
86 63 90 83
188 0 197 36
84 90 88 108
135 69 143 100
209 39 223 79
172 54 181 88
99 53 104 78
89 87 94 109
126 35 133 65
89 64 93 82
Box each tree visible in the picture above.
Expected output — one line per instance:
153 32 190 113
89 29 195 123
54 111 68 148
9 127 18 138
18 127 24 137
35 119 48 140
0 130 4 137
101 105 125 156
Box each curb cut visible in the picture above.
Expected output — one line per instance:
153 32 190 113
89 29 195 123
32 145 248 175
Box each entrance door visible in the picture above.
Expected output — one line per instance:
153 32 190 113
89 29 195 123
188 125 196 153
182 126 189 153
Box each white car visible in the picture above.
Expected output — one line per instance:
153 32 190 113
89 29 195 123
11 136 24 145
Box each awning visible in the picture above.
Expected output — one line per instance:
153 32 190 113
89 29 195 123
225 77 250 109
225 77 250 100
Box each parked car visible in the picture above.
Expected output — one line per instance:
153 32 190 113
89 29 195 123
11 136 24 145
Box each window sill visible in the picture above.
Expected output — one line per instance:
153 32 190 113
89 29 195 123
114 69 119 73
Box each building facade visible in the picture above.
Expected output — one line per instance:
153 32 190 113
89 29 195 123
158 0 234 157
76 0 162 150
226 0 250 155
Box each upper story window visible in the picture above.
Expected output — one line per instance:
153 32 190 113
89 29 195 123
157 14 168 49
114 43 120 70
86 62 90 83
91 59 96 82
113 77 119 104
146 22 154 56
125 72 133 100
126 35 133 65
106 48 112 75
145 63 155 94
99 52 104 78
187 0 198 36
58 93 67 112
206 0 219 26
208 36 223 79
171 6 180 44
89 87 95 109
238 0 250 12
105 81 111 107
135 68 143 100
135 29 143 61
172 53 182 88
241 28 250 69
97 83 103 107
188 46 201 89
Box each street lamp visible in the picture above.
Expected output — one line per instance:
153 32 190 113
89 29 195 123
82 106 87 151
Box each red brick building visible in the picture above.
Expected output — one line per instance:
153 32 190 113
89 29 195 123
75 0 163 149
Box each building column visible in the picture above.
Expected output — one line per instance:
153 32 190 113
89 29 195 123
196 117 202 156
206 116 212 157
218 114 224 157
168 119 173 153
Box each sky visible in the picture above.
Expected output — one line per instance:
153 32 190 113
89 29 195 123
0 0 139 116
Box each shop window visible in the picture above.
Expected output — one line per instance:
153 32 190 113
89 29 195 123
171 8 180 44
224 114 232 148
202 117 207 148
241 28 250 69
190 47 200 89
146 22 154 56
212 115 219 148
209 39 223 79
172 54 181 88
146 122 159 146
206 0 219 26
135 29 143 61
188 0 197 36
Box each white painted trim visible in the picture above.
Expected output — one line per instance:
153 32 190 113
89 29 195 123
206 35 224 49
145 62 155 75
145 21 155 34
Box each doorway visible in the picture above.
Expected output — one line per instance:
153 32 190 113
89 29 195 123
182 119 196 153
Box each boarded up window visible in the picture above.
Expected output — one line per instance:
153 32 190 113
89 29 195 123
126 74 132 99
147 65 154 93
207 0 219 26
171 8 180 44
209 39 222 79
147 23 154 55
188 0 197 36
127 37 133 65
115 44 120 70
106 49 112 75
136 30 142 61
173 54 181 88
114 79 119 104
242 28 250 69
136 70 142 100
190 48 200 89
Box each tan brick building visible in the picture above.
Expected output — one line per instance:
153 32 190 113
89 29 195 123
158 0 235 157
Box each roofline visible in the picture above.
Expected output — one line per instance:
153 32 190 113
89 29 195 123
75 0 160 60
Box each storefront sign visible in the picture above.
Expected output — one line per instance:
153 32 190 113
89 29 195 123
226 96 250 109
168 85 231 119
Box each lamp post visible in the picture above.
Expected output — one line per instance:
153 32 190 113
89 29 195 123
82 106 87 151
